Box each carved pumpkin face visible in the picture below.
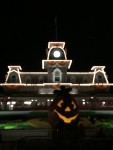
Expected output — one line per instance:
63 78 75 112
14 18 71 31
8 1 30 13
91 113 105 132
55 98 79 123
48 86 80 127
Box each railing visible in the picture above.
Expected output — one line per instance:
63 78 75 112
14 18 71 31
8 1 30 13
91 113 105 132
1 136 113 150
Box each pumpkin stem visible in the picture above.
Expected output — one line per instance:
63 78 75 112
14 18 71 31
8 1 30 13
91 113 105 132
54 86 72 96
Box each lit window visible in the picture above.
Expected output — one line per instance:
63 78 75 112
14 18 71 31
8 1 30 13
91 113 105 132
53 68 62 83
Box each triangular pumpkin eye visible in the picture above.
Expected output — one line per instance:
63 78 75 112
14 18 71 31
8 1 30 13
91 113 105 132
57 99 63 107
72 101 77 109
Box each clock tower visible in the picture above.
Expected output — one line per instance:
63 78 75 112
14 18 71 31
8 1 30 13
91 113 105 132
42 42 72 83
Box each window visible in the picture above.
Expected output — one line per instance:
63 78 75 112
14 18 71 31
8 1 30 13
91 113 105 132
38 76 44 83
11 75 16 83
53 68 62 83
25 76 31 83
83 76 88 83
95 72 105 83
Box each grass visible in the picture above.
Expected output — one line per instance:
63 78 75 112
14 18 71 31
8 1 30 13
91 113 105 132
0 117 113 130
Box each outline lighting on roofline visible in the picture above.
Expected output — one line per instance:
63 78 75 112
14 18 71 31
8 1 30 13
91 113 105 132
1 83 113 86
42 60 72 69
48 42 65 49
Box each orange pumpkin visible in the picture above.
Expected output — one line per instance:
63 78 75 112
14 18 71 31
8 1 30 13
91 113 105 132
48 86 80 129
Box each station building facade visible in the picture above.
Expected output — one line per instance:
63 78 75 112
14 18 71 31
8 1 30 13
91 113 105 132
0 42 113 111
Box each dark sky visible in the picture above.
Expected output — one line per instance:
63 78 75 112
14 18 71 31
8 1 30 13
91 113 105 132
0 1 113 83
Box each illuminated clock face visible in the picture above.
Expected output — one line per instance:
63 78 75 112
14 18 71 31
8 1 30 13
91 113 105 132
53 50 61 58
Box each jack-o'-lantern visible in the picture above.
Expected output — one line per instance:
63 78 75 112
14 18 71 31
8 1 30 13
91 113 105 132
48 86 80 129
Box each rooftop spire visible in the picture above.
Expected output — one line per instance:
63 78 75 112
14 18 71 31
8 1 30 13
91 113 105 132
55 15 58 41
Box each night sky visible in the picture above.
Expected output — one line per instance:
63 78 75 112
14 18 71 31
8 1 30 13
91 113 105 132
0 1 113 83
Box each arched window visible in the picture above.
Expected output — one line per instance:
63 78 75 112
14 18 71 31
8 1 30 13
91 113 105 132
53 68 62 83
38 76 44 83
9 72 19 83
95 72 106 83
11 75 16 83
25 76 31 83
83 76 88 83
70 76 76 83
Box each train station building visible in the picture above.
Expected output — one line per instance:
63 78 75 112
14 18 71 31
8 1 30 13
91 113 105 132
0 41 113 111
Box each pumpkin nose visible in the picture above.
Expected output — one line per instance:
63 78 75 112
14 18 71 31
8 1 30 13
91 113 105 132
65 106 71 112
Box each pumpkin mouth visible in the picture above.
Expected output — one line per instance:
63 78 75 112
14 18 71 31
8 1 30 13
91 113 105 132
54 109 79 123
